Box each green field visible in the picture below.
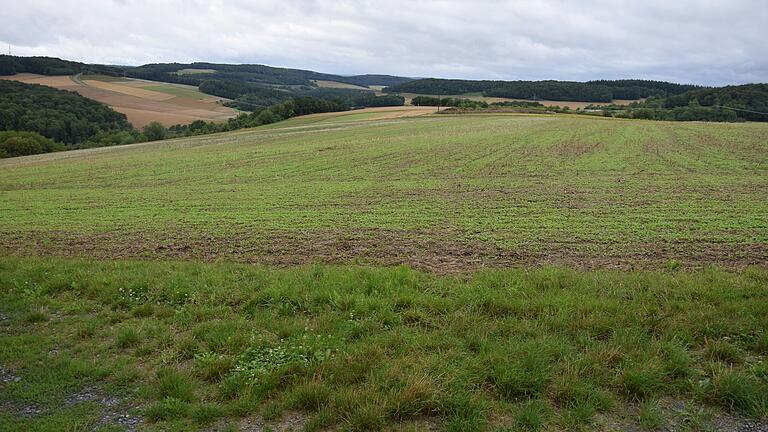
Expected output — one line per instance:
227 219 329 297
1 112 767 431
1 258 766 431
1 113 766 269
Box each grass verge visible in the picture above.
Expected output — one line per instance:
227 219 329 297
0 257 766 431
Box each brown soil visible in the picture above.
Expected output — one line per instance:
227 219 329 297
0 73 238 128
1 229 765 273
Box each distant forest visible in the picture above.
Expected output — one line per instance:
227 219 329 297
0 55 121 77
0 55 410 110
384 78 700 102
0 80 132 145
602 84 768 122
0 80 354 158
118 62 410 109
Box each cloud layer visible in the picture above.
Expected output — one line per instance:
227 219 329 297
2 0 766 85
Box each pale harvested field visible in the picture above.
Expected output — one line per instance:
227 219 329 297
82 79 176 101
313 79 372 90
263 105 438 128
173 68 216 75
0 73 76 87
400 92 638 109
0 73 238 128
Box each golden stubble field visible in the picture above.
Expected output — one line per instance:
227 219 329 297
0 73 239 128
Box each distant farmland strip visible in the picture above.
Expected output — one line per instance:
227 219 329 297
0 73 238 128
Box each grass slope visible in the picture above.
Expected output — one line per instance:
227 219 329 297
1 114 766 269
0 258 766 431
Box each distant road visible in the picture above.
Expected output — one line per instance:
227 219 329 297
70 72 85 86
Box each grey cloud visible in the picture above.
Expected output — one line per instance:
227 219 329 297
1 0 766 85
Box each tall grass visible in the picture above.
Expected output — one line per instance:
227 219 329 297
0 257 766 431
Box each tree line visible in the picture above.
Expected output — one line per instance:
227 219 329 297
587 84 768 122
386 78 700 102
0 55 122 77
0 80 353 158
430 83 768 122
0 80 132 145
198 80 405 110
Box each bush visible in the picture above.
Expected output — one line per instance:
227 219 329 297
142 122 167 141
0 131 64 158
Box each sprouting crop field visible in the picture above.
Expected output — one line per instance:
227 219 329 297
1 112 767 431
1 113 766 270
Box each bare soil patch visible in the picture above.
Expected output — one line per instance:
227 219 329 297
2 229 765 273
82 79 176 101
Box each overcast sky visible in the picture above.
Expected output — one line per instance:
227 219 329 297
2 0 766 85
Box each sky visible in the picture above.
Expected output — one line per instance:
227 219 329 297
2 0 767 85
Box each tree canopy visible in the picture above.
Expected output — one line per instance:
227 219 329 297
385 78 700 102
0 80 132 145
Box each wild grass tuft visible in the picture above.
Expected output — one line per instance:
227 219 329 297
154 368 196 402
145 397 189 422
285 381 331 412
638 399 666 430
194 352 234 382
115 326 140 349
24 307 49 323
705 370 767 417
704 340 743 365
191 403 224 425
619 366 665 400
512 399 551 431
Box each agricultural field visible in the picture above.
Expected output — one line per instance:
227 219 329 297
1 112 767 431
173 69 217 75
313 80 374 91
0 73 238 128
1 113 765 270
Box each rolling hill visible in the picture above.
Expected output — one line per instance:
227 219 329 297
1 111 766 431
3 111 765 269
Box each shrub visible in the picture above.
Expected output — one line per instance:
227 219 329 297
0 131 63 158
